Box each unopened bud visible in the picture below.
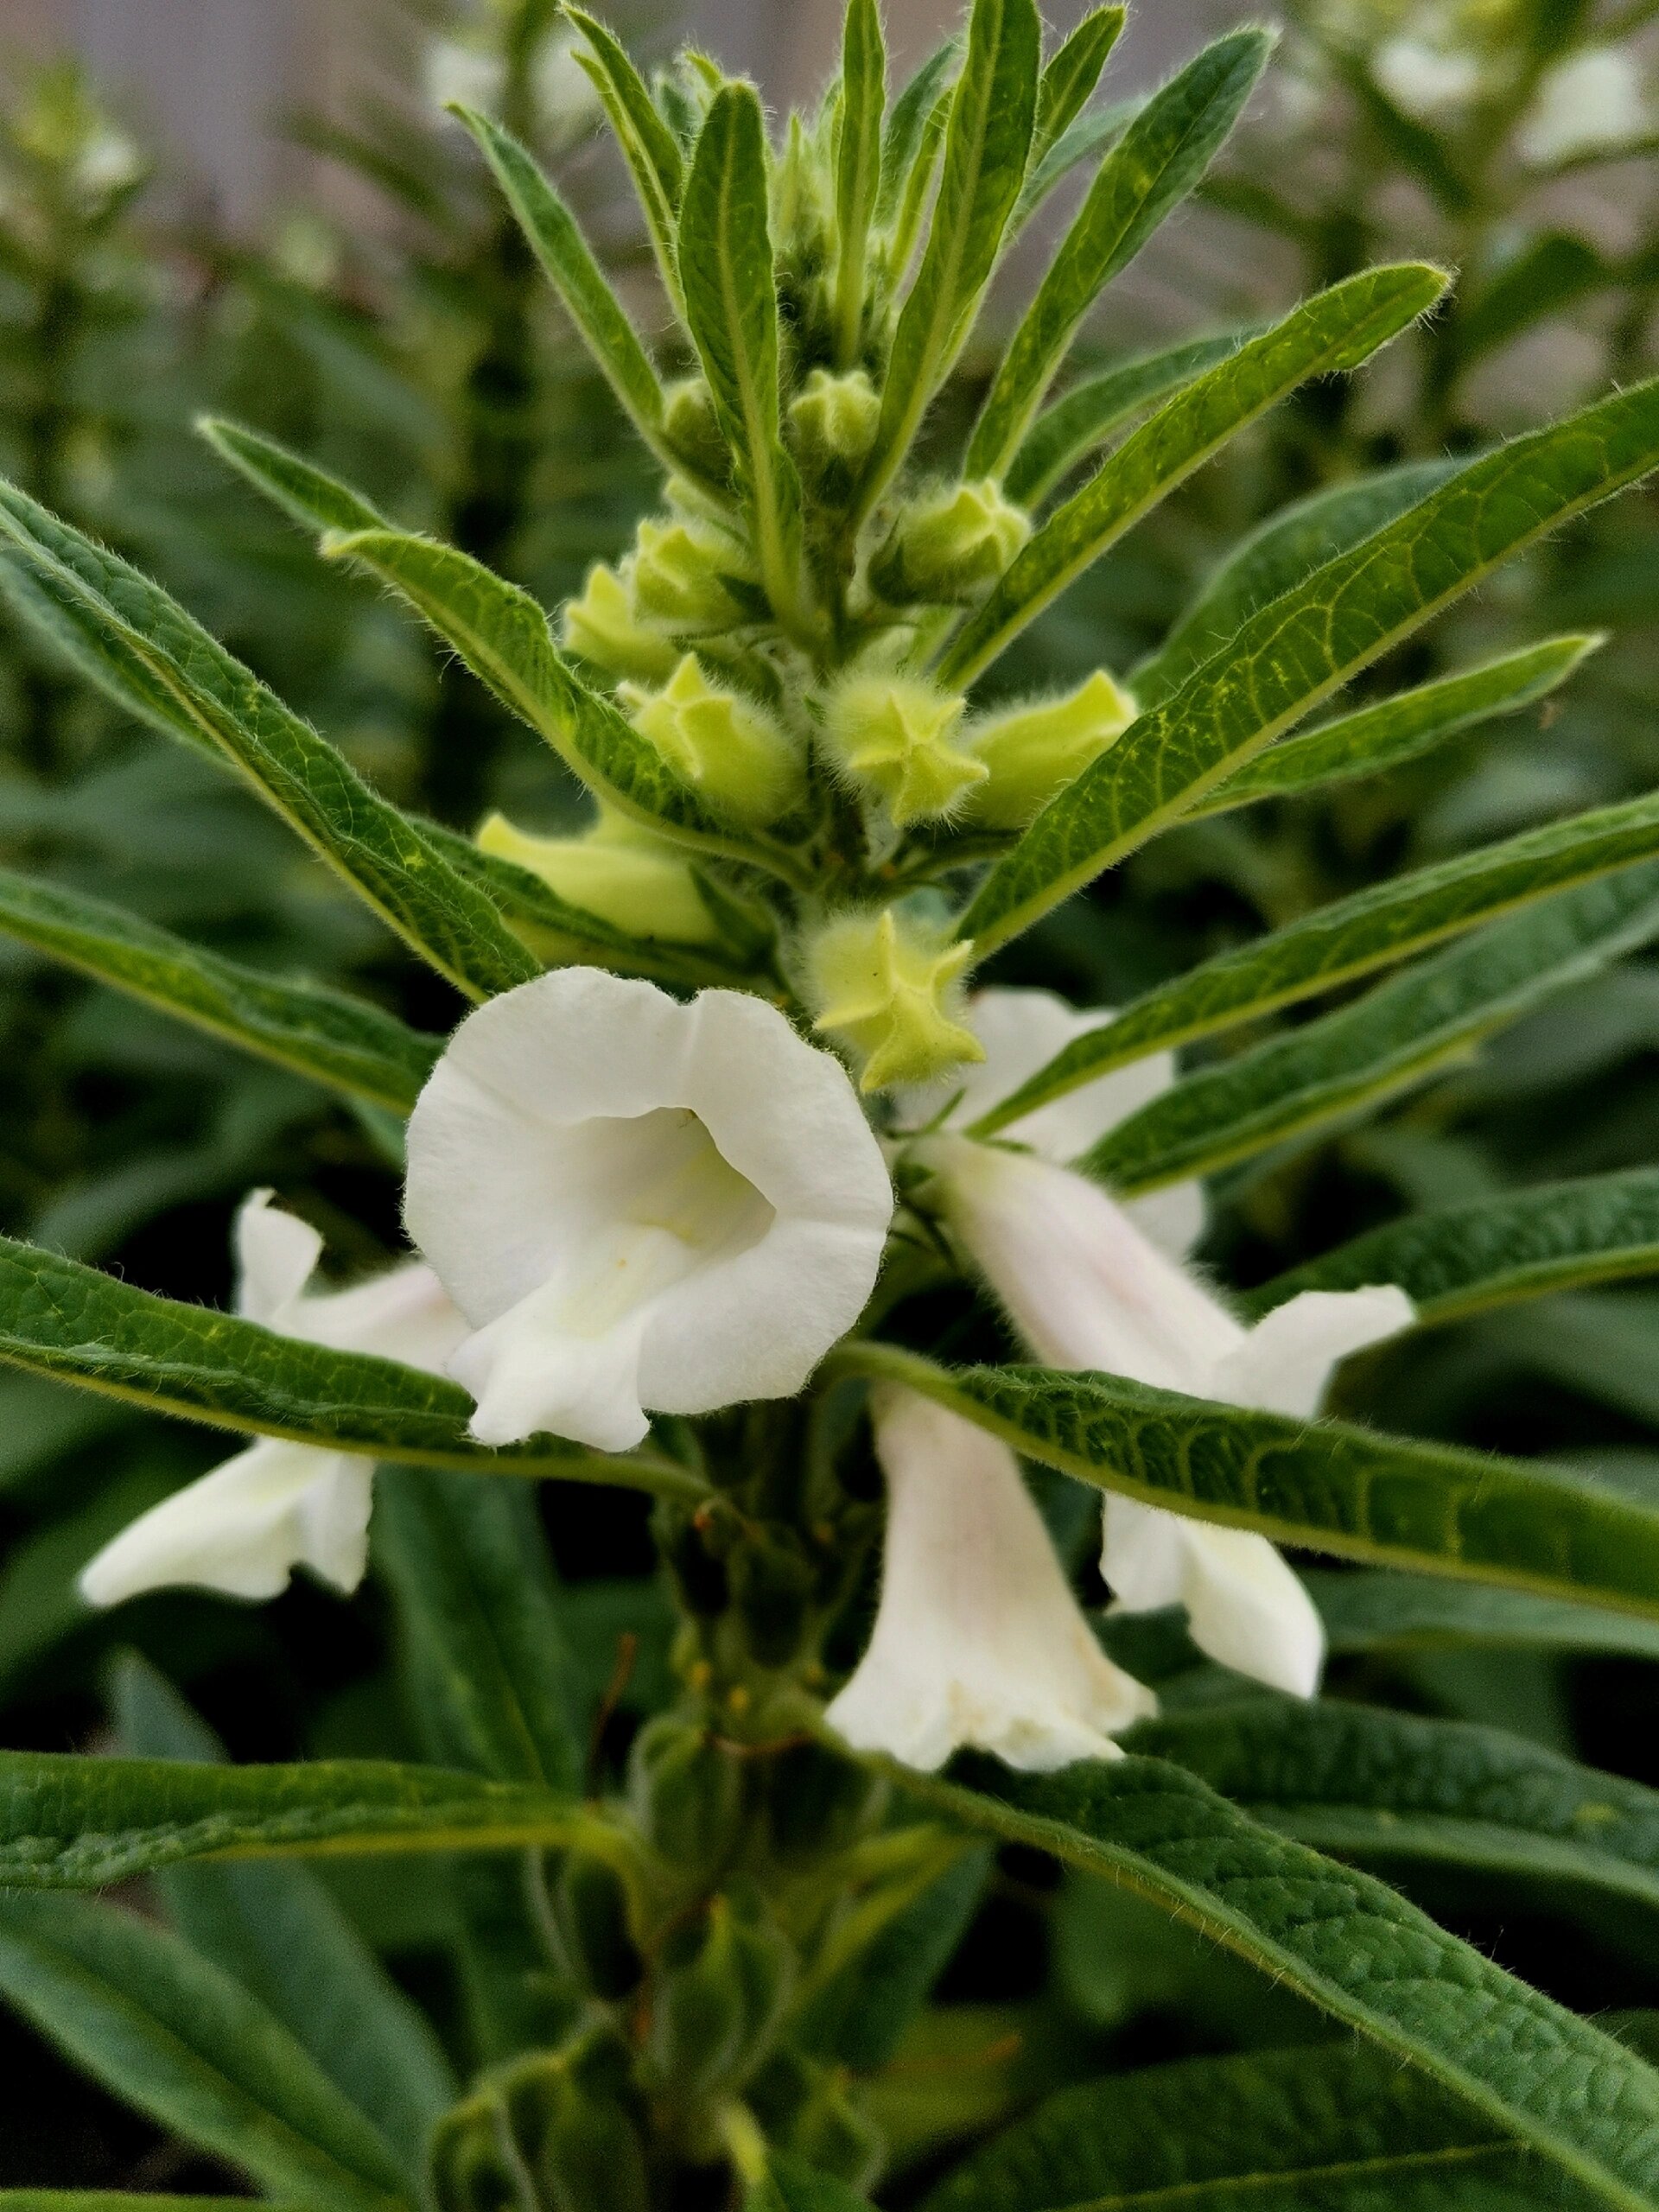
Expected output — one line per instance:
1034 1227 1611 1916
621 653 804 824
556 1850 644 2001
728 1529 816 1669
809 907 982 1093
628 1712 747 1871
561 560 679 684
646 1889 794 2105
822 674 982 828
763 1739 879 1860
632 516 755 630
663 377 730 485
871 479 1030 607
478 807 721 945
429 2032 649 2212
789 369 880 499
963 670 1137 828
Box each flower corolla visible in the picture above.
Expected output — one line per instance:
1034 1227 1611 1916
80 1192 466 1606
914 990 1413 1697
825 1386 1156 1771
404 969 893 1453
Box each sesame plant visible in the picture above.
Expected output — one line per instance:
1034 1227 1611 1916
12 3 1659 2209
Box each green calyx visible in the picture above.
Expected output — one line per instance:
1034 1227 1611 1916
621 653 805 824
823 671 983 827
477 806 724 945
963 667 1138 826
871 477 1033 606
809 905 983 1090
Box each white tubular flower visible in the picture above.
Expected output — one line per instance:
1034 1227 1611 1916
1371 35 1481 118
80 1192 466 1607
925 1135 1413 1698
825 1387 1155 1772
404 969 893 1453
1517 47 1650 167
900 985 1204 1257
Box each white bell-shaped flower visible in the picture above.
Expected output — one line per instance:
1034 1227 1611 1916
899 986 1204 1256
925 1133 1413 1698
825 1387 1155 1772
404 969 893 1452
80 1192 466 1606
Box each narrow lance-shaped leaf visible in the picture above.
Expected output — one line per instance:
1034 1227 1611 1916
112 1657 457 2162
452 107 672 467
874 38 957 227
0 865 438 1114
1141 1697 1659 1931
855 0 1041 519
1132 457 1459 707
965 29 1272 481
680 85 809 635
0 483 537 1001
970 782 1659 1137
0 1232 705 1500
321 530 779 868
943 261 1445 688
1005 323 1266 508
1028 6 1125 170
1084 866 1659 1194
837 1341 1659 1624
912 1754 1659 2212
1186 632 1603 822
1008 97 1142 236
833 0 886 366
922 2041 1557 2212
960 374 1659 956
1249 1167 1659 1326
1306 1568 1659 1663
0 1892 409 2212
565 9 685 313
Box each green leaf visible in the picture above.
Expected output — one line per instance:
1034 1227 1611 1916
0 483 537 1001
919 2039 1557 2212
1141 1696 1659 1931
1084 867 1659 1194
833 0 886 366
745 2153 874 2212
970 785 1659 1139
197 416 386 537
0 863 438 1113
565 9 685 311
1132 459 1459 709
857 0 1041 517
0 2197 297 2212
1028 7 1125 172
965 30 1272 481
1249 1168 1659 1327
0 1749 582 1887
0 1231 706 1500
1004 324 1264 508
1458 232 1607 364
914 1755 1659 2212
836 1342 1659 1624
943 263 1444 688
1307 1568 1659 1662
1009 97 1141 235
111 1656 456 2161
959 377 1659 956
1187 632 1603 822
452 107 670 461
321 528 771 867
679 84 808 633
874 40 957 229
798 1846 988 2071
374 1468 582 1789
0 1891 410 2212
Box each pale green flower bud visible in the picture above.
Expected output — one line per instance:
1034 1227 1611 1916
663 376 730 484
822 672 983 828
963 670 1139 829
561 560 678 684
870 479 1031 607
809 907 983 1093
478 806 721 946
646 1889 794 2109
622 653 805 823
788 368 880 499
428 2033 650 2212
632 516 755 630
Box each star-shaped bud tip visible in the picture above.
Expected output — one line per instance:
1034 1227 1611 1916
809 907 984 1092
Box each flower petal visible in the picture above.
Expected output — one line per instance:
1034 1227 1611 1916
827 1389 1155 1773
234 1188 323 1324
1103 1495 1324 1697
1215 1286 1415 1420
79 1440 373 1605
